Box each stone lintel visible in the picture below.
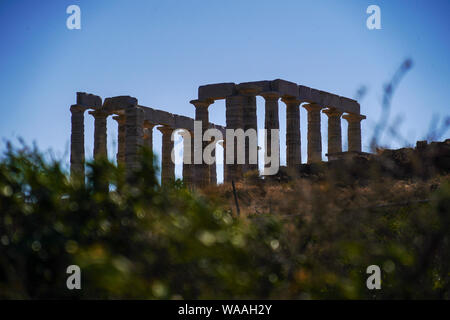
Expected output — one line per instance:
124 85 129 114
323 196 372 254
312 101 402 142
198 83 236 101
322 92 341 109
270 79 298 98
310 89 325 106
260 91 280 101
189 99 214 108
236 83 262 96
298 85 312 102
340 97 361 114
76 92 102 108
103 96 138 112
238 80 271 93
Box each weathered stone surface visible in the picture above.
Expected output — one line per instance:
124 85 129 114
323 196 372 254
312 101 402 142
76 92 102 108
310 89 325 106
322 92 341 109
298 85 312 102
242 95 258 173
198 83 236 100
238 80 271 93
179 130 194 187
70 104 88 177
113 115 126 165
323 108 343 157
124 106 145 173
103 96 138 112
282 97 302 168
191 99 214 187
303 103 323 163
343 113 366 152
158 126 175 186
261 92 280 171
89 110 109 160
340 97 360 114
271 79 298 98
143 121 156 151
225 95 246 182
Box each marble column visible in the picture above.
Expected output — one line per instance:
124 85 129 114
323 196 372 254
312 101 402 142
158 126 175 186
225 95 246 183
125 106 145 173
343 113 366 152
261 92 280 170
143 121 155 151
181 130 193 187
282 97 302 169
237 86 260 173
89 109 109 160
190 99 213 187
209 145 217 185
70 104 88 178
113 115 126 165
220 140 227 184
323 108 343 156
303 103 323 163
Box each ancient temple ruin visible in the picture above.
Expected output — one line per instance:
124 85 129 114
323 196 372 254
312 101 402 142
70 79 366 187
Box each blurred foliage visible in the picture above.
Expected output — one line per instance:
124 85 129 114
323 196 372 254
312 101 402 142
0 142 449 299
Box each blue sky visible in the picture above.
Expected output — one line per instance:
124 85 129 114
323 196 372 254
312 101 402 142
0 0 449 182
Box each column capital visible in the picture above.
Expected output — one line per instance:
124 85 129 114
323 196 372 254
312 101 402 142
303 103 323 112
70 104 89 113
113 114 126 124
190 99 214 108
143 120 157 129
88 109 109 118
281 97 302 107
157 125 174 134
323 108 343 117
342 113 366 122
260 91 280 101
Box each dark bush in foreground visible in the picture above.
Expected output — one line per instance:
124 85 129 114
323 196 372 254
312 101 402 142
0 143 449 299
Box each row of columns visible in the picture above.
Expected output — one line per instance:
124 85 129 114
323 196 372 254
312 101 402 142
190 93 365 183
71 105 211 187
70 99 364 187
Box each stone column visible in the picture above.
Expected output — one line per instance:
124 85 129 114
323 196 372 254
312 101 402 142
70 104 88 178
180 130 193 187
237 85 260 173
303 103 323 163
89 109 109 160
343 113 366 152
125 106 145 173
282 97 302 169
323 108 343 156
209 145 217 185
158 126 175 186
190 99 214 187
220 140 227 184
261 92 280 170
143 121 155 151
113 115 126 165
225 95 246 183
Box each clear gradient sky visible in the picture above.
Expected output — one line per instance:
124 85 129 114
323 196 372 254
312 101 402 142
0 0 449 182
